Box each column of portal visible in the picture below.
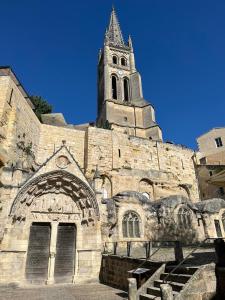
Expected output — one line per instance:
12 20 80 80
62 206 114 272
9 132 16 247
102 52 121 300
46 221 58 285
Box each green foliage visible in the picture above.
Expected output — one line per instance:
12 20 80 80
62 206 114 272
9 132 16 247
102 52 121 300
30 95 52 121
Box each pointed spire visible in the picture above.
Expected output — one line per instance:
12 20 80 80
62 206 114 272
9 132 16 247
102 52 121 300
105 6 125 46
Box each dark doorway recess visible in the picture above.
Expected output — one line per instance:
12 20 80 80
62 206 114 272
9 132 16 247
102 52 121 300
25 222 51 283
54 223 76 283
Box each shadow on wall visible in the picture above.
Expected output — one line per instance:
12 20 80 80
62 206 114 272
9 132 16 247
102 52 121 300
157 219 199 244
145 204 200 244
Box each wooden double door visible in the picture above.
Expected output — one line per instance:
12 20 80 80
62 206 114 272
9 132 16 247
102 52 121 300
26 223 76 283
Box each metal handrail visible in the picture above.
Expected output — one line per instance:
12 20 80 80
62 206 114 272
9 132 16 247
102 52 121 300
102 240 177 258
103 240 150 256
132 245 164 272
132 240 177 273
163 237 216 283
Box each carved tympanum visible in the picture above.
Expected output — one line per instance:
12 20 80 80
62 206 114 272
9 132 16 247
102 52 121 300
10 170 99 223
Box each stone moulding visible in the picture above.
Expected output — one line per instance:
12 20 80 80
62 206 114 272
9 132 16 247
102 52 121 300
9 169 100 221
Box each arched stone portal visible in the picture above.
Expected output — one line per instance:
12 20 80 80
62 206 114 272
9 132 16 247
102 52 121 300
7 170 101 284
10 170 99 222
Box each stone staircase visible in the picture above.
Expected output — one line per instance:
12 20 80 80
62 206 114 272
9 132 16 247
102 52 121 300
139 265 199 299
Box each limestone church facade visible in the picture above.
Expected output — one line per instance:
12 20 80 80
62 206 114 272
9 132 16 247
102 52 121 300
0 8 224 285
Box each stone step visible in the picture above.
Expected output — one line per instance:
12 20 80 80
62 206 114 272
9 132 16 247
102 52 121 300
140 294 160 300
165 265 199 275
160 272 192 284
146 286 179 297
154 279 185 292
146 287 161 297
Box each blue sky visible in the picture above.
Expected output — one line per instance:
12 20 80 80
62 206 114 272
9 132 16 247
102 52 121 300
1 0 225 149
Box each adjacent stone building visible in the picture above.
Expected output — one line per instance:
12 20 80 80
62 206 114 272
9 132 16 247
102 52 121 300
196 128 225 200
0 8 225 286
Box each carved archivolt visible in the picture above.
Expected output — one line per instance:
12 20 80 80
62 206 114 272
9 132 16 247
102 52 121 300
10 170 99 222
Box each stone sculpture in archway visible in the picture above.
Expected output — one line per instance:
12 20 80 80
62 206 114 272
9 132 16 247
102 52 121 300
10 170 99 224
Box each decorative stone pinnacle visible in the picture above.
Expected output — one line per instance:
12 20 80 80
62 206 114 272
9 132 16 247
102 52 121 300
128 34 133 50
105 6 125 46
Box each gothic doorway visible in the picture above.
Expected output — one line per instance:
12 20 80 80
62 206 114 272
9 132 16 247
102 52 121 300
54 223 76 283
25 223 51 283
11 170 100 285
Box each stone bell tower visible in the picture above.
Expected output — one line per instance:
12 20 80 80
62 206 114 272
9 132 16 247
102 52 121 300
97 7 162 141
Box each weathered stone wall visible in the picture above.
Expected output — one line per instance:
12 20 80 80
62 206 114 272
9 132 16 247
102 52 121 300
0 74 199 205
0 75 41 165
99 254 162 291
86 127 199 201
37 124 86 168
0 74 41 243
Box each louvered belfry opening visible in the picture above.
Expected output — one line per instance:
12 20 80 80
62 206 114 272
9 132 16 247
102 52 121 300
54 223 76 283
25 222 51 283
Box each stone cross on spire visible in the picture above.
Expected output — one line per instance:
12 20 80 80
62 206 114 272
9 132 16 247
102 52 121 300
105 6 125 46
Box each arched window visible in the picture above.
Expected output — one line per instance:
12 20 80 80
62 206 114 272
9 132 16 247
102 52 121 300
112 56 118 64
123 78 129 102
122 211 140 238
112 75 117 99
121 57 127 66
177 207 192 228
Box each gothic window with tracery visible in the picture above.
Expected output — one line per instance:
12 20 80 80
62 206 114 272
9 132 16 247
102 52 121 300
177 207 192 228
122 211 140 238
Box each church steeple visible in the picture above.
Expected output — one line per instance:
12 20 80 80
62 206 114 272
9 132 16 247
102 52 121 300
105 7 125 47
97 8 163 142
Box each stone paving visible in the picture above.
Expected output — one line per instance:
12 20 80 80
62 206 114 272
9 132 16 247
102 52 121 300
0 283 128 300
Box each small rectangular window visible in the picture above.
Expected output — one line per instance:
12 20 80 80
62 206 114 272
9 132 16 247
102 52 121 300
215 137 223 148
118 149 121 157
